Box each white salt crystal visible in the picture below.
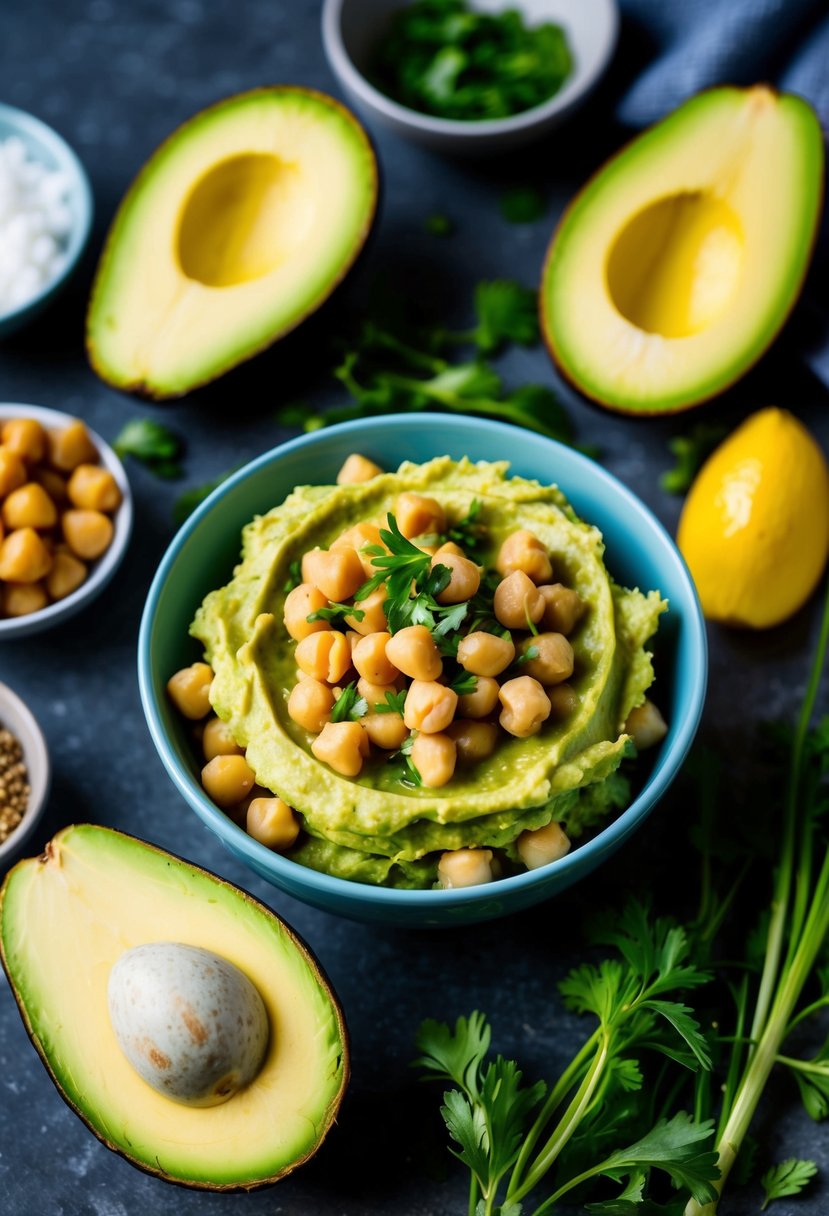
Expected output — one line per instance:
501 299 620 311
0 135 74 315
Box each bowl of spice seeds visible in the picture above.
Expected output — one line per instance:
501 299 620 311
0 682 50 863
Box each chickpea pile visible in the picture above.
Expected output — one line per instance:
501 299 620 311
0 415 121 618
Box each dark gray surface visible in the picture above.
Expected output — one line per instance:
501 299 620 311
1 3 828 1214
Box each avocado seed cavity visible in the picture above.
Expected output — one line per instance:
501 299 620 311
108 942 269 1107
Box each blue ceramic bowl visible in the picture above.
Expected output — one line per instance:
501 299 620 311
138 416 707 927
0 103 93 337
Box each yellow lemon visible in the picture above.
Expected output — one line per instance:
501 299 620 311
677 408 829 628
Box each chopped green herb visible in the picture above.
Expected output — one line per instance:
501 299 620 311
283 559 302 594
424 212 453 237
500 185 546 224
760 1158 818 1209
395 732 422 787
172 468 234 525
524 604 539 636
114 418 183 478
369 0 572 122
661 423 728 495
469 280 539 354
330 682 368 723
515 644 539 666
306 601 365 625
445 499 484 557
373 689 407 716
448 670 477 696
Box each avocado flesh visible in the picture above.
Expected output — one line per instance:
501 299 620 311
87 88 377 397
0 825 348 1190
542 86 823 413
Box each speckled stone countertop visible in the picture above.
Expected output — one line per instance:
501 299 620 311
1 3 828 1214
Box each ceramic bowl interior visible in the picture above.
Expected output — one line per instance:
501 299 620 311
139 415 707 928
322 0 619 151
0 404 133 639
0 681 50 865
0 102 93 336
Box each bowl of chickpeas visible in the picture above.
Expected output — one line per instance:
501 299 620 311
0 404 132 637
138 414 706 927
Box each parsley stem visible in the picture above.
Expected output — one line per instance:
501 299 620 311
468 1174 479 1216
783 993 829 1038
774 1054 829 1077
380 372 561 440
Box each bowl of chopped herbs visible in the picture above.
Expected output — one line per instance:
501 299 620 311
322 0 618 153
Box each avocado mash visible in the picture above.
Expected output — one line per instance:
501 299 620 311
189 457 666 889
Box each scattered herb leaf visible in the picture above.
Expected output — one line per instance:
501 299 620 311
114 418 183 478
283 559 302 594
500 185 546 224
424 213 454 237
330 682 368 723
172 468 234 525
373 689 407 716
307 601 365 625
760 1158 818 1209
449 670 477 696
660 424 728 495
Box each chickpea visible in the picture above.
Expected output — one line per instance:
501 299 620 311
288 678 335 733
332 521 385 575
548 683 579 720
494 570 544 630
431 552 480 604
311 720 369 777
283 582 329 641
0 447 26 499
47 420 98 472
519 632 574 686
46 550 87 600
395 493 445 540
201 754 256 808
3 581 48 617
357 677 399 704
2 483 57 530
411 731 457 788
302 546 364 602
167 662 214 719
434 541 465 558
336 453 384 485
0 528 52 583
385 624 443 681
447 719 499 763
346 585 388 634
499 676 551 738
403 681 458 734
62 509 113 560
516 822 571 870
33 467 67 503
624 699 668 750
539 583 585 635
362 712 408 750
202 717 245 762
496 530 552 584
246 797 300 850
67 464 122 513
457 630 515 677
295 630 352 683
457 676 500 719
437 848 494 889
352 631 398 685
2 418 46 464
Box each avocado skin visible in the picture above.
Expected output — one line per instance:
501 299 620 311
540 85 825 416
0 824 350 1191
86 87 380 401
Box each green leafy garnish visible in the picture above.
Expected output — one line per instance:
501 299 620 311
424 213 454 237
306 601 365 625
500 185 546 224
330 682 367 723
373 689 407 716
760 1158 817 1209
283 559 302 594
660 424 728 495
369 0 572 122
114 418 183 478
395 733 422 787
449 670 477 696
515 644 539 667
469 281 539 354
172 468 234 525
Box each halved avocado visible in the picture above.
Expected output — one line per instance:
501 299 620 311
0 824 348 1190
87 88 377 398
541 86 824 414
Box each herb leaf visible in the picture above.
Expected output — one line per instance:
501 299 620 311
449 670 477 696
472 281 539 354
597 1114 719 1203
115 418 183 478
330 682 368 723
500 186 546 224
172 468 234 525
307 601 365 625
660 424 728 495
374 689 407 716
760 1158 818 1209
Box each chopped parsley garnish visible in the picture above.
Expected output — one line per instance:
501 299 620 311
373 689 407 716
761 1158 818 1209
424 212 454 237
660 423 728 495
515 643 539 667
306 601 365 625
114 418 183 479
499 185 546 224
448 670 477 696
330 682 368 723
397 733 422 787
283 559 302 594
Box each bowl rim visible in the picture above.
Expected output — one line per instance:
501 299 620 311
0 101 94 326
0 403 134 638
0 680 51 863
139 413 707 909
321 0 620 138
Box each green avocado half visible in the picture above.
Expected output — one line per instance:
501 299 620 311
87 87 378 398
541 86 824 414
0 824 348 1190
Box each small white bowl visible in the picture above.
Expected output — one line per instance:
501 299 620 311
0 682 50 864
0 404 133 640
322 0 619 154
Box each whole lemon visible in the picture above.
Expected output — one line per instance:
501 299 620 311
677 408 829 628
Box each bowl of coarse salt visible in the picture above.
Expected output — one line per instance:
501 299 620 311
0 103 93 338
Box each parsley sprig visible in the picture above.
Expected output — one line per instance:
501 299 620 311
330 682 367 723
373 689 407 716
307 601 365 625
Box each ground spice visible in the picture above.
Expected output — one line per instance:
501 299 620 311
0 726 29 843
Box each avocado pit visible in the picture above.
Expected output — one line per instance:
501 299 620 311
108 941 269 1107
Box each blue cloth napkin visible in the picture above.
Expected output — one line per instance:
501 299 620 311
616 0 829 386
